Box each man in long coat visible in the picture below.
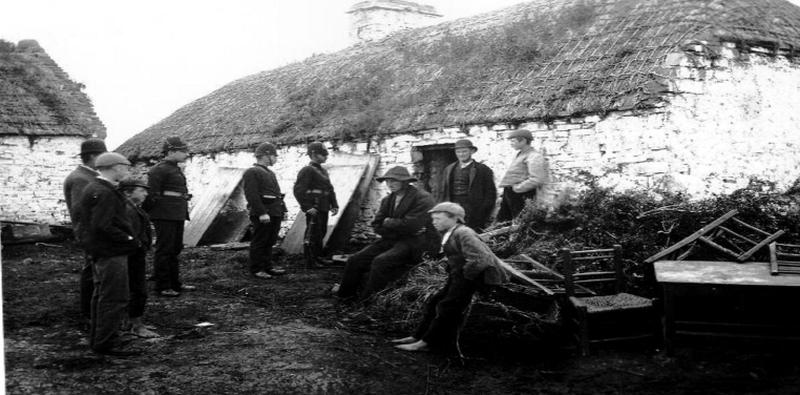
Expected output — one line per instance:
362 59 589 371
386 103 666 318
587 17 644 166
440 139 496 231
63 138 107 319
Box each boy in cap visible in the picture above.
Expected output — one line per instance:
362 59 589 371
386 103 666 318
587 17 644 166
76 152 141 355
393 202 508 353
497 129 549 222
243 142 287 279
63 138 107 319
440 139 496 231
119 178 159 338
293 142 339 268
145 136 194 297
335 166 440 300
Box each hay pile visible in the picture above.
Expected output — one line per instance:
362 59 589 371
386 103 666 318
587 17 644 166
365 258 563 342
364 177 800 343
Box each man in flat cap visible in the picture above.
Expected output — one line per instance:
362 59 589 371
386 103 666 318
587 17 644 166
64 138 107 319
497 129 549 222
335 166 440 300
440 139 496 231
119 178 159 338
76 152 141 355
243 142 287 279
294 142 339 268
145 136 194 297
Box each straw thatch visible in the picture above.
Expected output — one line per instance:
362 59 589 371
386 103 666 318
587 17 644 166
118 0 800 161
0 40 105 138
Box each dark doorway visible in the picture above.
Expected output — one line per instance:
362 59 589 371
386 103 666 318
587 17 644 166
411 143 456 202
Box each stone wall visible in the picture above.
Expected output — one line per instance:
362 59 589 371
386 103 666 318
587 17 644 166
135 47 800 244
349 1 442 42
0 136 85 224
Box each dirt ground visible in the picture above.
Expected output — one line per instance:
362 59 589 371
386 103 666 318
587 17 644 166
4 242 800 395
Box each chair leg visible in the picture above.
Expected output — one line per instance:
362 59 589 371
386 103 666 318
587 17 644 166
577 308 590 356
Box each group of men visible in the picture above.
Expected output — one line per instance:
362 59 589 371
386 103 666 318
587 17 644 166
329 128 548 302
64 136 194 356
63 127 547 356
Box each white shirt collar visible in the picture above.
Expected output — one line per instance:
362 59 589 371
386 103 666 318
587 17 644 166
459 160 474 169
441 225 458 247
80 164 100 175
96 175 118 186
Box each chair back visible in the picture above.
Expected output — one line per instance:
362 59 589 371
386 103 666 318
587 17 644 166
560 245 624 297
770 242 800 275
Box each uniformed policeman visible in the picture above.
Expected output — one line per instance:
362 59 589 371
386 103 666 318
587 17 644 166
293 142 339 268
145 136 194 297
63 138 107 319
76 152 141 356
243 142 288 279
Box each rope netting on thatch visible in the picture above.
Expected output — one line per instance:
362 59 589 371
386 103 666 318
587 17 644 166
118 0 800 160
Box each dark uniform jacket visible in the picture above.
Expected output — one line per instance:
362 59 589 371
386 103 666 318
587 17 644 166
145 160 189 221
243 164 285 218
443 224 509 286
441 161 497 228
75 178 140 258
63 165 98 221
125 199 153 252
373 185 438 244
293 162 339 212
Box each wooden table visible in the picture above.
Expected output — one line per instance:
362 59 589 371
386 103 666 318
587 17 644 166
655 260 800 353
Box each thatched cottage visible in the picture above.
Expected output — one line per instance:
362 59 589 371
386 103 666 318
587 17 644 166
0 40 106 225
118 0 800 242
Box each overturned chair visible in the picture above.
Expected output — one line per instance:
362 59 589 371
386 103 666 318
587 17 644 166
644 209 785 264
558 245 659 356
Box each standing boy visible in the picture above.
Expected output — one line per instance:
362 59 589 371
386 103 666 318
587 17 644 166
119 178 159 338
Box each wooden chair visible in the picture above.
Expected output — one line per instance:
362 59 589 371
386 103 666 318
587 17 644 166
770 242 800 275
645 209 785 264
559 245 658 356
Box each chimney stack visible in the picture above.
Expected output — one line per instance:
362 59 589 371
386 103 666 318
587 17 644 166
348 0 443 43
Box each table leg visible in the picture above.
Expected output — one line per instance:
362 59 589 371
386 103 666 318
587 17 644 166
663 284 676 355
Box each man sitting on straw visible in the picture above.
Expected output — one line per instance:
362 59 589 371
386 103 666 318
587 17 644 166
393 202 509 352
334 166 440 300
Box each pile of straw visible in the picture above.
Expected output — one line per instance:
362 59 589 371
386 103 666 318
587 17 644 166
365 258 563 341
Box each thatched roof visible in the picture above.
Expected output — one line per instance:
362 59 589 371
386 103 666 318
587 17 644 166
118 0 800 161
0 40 105 138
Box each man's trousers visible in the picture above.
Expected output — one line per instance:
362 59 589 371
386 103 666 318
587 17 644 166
90 255 129 352
153 220 184 292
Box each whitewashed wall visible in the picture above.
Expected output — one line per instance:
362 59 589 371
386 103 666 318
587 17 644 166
133 48 800 241
0 136 84 224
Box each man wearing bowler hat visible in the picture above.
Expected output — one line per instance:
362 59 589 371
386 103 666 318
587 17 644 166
497 129 549 222
440 139 497 231
335 166 440 300
145 136 194 297
63 138 107 319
